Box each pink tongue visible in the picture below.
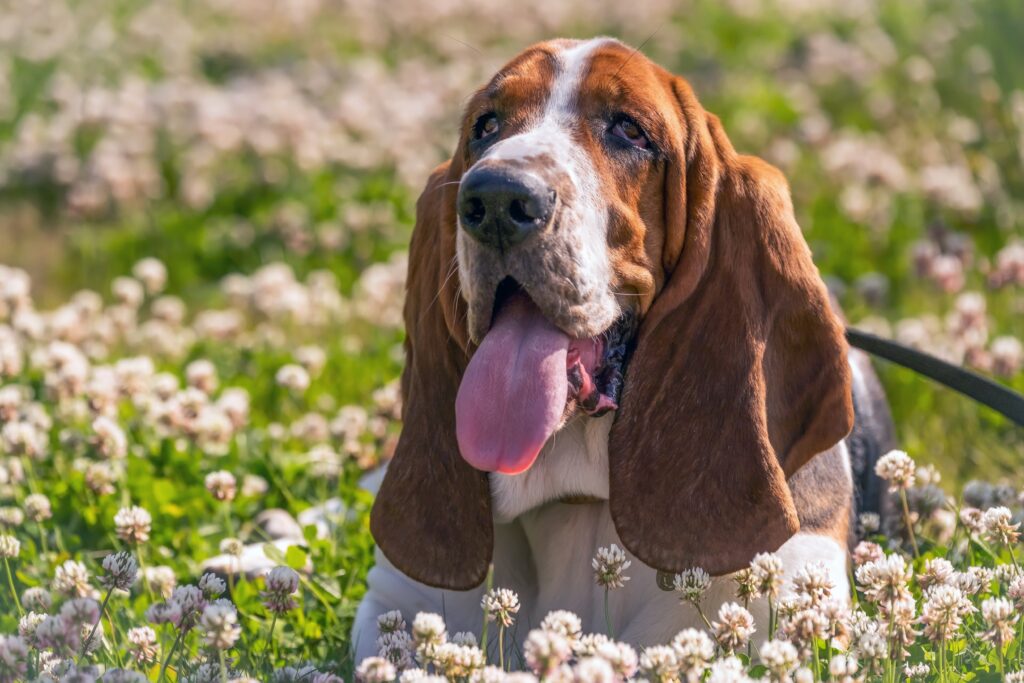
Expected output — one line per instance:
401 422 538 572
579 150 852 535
456 293 570 474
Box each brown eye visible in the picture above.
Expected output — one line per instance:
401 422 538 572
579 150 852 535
474 113 499 140
610 117 649 148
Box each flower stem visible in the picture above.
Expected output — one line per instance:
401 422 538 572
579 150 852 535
498 625 505 671
604 587 614 638
899 489 920 559
80 587 114 659
219 649 228 683
158 629 183 683
268 614 279 668
481 564 493 663
3 557 22 616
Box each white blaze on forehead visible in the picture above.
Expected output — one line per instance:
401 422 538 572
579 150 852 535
483 38 612 161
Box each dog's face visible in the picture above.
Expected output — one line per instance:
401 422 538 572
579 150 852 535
453 39 680 475
372 38 855 590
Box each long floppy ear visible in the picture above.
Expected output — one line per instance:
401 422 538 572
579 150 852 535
608 80 854 576
369 161 494 590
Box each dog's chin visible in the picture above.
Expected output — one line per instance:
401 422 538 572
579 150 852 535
454 278 636 475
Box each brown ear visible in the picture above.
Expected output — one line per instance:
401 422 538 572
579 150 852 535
369 161 493 590
608 84 854 576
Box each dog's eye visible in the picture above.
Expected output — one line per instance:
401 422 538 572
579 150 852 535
610 116 649 148
473 113 499 140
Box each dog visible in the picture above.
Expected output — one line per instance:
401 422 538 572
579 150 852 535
352 37 895 663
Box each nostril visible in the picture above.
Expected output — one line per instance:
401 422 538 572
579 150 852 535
463 197 486 227
508 198 533 225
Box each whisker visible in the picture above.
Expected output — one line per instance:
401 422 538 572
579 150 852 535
613 26 663 79
442 33 482 55
419 254 460 327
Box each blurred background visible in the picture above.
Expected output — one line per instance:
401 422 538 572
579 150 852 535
0 0 1021 483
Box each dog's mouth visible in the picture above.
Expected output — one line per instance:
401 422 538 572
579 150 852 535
455 279 636 475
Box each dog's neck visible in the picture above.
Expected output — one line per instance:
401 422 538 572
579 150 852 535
489 412 614 523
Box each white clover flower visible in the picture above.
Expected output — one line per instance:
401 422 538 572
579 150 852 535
262 566 300 614
792 561 834 606
638 645 678 682
0 533 19 558
295 345 327 376
481 587 520 627
144 565 177 599
921 584 974 643
539 610 582 641
982 505 1020 545
21 587 51 612
918 557 956 590
981 596 1017 647
204 470 237 502
875 449 916 491
0 635 29 681
200 603 240 650
851 541 885 566
60 597 101 629
132 258 168 295
220 537 244 557
24 493 52 522
760 639 798 680
831 654 860 678
186 359 219 395
750 552 784 599
433 642 484 678
411 612 447 649
451 632 477 647
18 611 46 643
671 627 715 677
114 505 152 544
92 416 127 459
573 633 611 658
276 364 311 393
0 507 24 527
523 628 571 676
378 630 414 670
592 543 631 589
112 277 145 308
53 559 97 598
377 610 406 635
198 572 226 598
356 656 397 683
712 602 756 653
572 656 615 683
101 551 138 591
593 640 638 679
858 512 881 534
126 626 159 664
673 567 711 604
856 630 887 660
705 655 753 683
855 553 912 605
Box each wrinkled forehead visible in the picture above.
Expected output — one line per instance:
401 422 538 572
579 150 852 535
469 38 672 128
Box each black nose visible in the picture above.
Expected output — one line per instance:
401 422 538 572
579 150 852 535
457 167 555 251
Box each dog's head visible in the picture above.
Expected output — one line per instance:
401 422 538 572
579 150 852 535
371 38 854 589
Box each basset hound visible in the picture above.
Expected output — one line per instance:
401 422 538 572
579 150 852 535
352 37 895 662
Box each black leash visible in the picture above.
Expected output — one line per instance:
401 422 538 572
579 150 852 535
846 327 1024 427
